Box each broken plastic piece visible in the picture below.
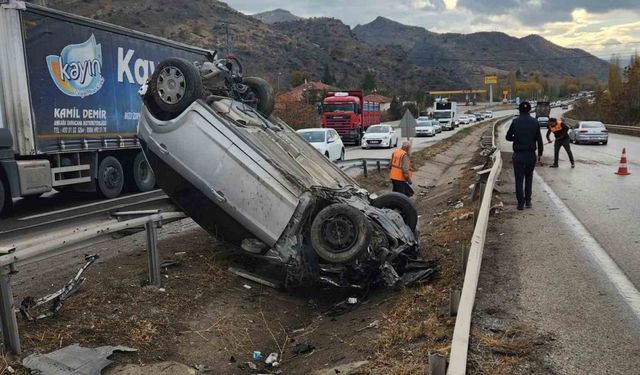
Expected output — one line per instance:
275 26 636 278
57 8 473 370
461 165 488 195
265 352 278 365
192 364 213 373
20 254 99 321
23 343 136 375
253 351 262 361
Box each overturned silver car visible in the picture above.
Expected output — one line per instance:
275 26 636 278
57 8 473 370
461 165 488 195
137 57 436 289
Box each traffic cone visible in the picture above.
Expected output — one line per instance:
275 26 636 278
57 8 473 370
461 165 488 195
615 148 631 176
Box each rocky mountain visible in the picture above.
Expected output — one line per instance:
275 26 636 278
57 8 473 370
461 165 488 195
354 17 608 81
252 8 302 24
42 1 608 96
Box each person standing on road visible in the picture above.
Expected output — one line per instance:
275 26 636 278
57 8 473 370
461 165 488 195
506 101 544 210
389 142 414 197
546 118 575 168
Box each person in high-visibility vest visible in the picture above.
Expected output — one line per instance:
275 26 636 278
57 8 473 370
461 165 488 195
546 117 575 168
389 142 413 197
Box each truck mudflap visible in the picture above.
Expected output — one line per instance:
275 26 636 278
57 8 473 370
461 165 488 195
280 187 438 290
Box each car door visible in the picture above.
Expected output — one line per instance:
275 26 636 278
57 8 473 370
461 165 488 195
328 130 339 160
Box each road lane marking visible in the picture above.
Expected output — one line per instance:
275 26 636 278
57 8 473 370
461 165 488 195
18 190 161 221
536 172 640 321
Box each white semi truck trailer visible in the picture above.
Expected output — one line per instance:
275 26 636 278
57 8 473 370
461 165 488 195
0 0 210 214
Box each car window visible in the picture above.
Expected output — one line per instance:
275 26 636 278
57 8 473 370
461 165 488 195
582 122 604 129
298 130 326 143
367 125 388 133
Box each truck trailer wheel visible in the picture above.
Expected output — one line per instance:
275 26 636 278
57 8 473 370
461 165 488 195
371 192 418 232
145 58 203 121
310 203 371 263
97 156 124 199
0 178 10 216
132 152 156 192
241 77 275 117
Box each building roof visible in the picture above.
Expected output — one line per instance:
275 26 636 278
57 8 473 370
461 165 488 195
364 94 393 103
276 81 333 104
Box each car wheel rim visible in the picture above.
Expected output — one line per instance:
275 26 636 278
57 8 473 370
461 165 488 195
157 66 186 105
321 215 357 252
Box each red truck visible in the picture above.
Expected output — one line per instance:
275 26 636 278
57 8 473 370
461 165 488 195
321 91 381 144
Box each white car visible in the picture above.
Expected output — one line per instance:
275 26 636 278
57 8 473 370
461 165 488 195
416 120 436 137
458 115 471 124
467 114 477 122
482 110 493 118
297 128 345 161
361 124 399 149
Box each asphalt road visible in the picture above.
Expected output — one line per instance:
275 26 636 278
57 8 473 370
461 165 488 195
500 107 640 287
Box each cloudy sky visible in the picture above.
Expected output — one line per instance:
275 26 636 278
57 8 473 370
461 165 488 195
225 0 640 60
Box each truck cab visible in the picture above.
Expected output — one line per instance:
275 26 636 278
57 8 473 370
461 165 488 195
321 91 380 145
433 101 457 131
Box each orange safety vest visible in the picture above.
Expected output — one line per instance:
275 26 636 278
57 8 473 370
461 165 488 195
389 149 413 181
549 121 562 133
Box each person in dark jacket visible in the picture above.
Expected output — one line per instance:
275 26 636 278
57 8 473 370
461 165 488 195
506 101 544 210
546 117 575 168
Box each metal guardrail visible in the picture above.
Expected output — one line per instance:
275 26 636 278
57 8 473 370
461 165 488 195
0 209 186 354
446 117 509 374
336 158 390 176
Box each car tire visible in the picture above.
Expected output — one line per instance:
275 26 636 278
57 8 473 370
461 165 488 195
97 156 124 199
574 140 580 145
371 192 418 232
242 76 275 117
132 152 156 192
340 148 345 161
310 203 372 263
144 57 203 121
324 151 330 159
603 141 608 145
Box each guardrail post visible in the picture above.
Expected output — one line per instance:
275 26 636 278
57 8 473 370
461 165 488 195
0 265 20 355
362 159 368 177
428 353 447 375
145 220 162 287
449 289 461 317
376 160 381 173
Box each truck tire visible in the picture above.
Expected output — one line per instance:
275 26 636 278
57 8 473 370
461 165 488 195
145 58 203 121
371 192 418 232
0 178 9 216
132 152 156 192
242 77 275 117
97 156 124 199
310 203 371 263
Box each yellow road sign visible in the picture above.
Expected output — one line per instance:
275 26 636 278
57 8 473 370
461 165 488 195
484 75 498 85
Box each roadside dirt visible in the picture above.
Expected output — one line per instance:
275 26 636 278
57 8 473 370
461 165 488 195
3 125 489 374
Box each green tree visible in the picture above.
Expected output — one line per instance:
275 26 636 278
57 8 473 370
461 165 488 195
361 71 377 92
388 96 403 120
321 64 334 85
290 70 311 87
608 55 622 99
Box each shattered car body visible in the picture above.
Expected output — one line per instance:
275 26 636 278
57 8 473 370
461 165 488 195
137 60 436 289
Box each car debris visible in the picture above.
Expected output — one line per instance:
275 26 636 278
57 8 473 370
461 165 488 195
192 364 214 373
253 351 263 361
138 57 439 291
292 343 315 354
22 343 136 375
20 254 98 321
265 352 279 365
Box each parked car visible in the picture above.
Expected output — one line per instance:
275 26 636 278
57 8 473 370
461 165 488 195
297 128 345 161
416 120 436 137
569 121 608 145
138 58 437 290
361 124 399 149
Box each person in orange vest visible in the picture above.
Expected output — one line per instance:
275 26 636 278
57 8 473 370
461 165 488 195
546 117 575 168
389 141 414 197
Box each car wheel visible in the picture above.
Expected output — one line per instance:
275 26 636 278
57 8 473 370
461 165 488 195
144 57 203 121
603 141 608 145
310 203 372 263
371 192 418 232
324 151 330 159
97 156 124 199
340 148 345 161
241 76 275 117
132 152 156 192
574 140 580 145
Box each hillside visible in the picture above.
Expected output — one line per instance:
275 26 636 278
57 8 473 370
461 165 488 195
42 1 608 95
354 17 609 81
252 8 302 24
